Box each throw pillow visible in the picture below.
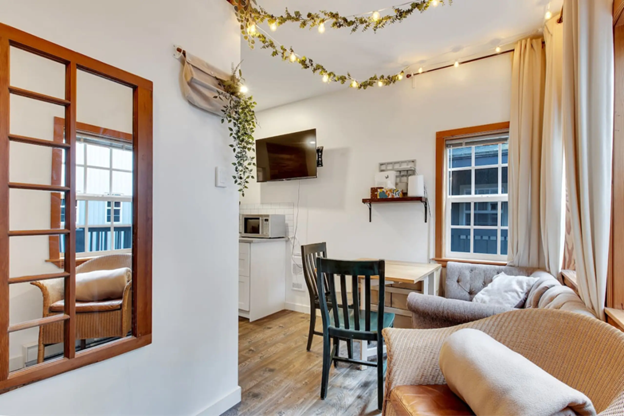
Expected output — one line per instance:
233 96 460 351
439 329 596 416
472 272 538 308
76 267 130 302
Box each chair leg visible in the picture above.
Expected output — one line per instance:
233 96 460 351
347 339 353 359
332 337 339 368
377 337 384 411
320 332 331 400
307 305 316 351
37 342 44 364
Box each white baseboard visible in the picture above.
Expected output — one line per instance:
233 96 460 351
284 301 311 314
195 386 241 416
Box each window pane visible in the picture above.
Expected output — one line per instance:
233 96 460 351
450 147 472 168
76 227 86 253
76 142 85 165
76 166 85 194
474 229 498 255
501 202 508 227
87 227 111 252
475 144 499 166
450 170 471 195
502 167 508 194
77 200 86 226
501 229 508 256
88 201 110 226
114 226 132 250
474 202 498 226
112 148 132 171
502 143 508 164
86 144 110 168
451 203 471 226
118 202 132 225
450 229 471 253
112 171 132 196
475 168 498 195
86 167 110 194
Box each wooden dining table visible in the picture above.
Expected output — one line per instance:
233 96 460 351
356 259 442 367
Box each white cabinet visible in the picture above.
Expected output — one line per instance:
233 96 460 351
238 239 286 322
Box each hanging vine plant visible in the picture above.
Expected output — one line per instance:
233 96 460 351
218 66 257 196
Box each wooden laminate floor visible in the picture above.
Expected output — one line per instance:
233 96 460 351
223 310 382 416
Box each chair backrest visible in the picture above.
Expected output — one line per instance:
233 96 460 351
301 243 328 303
77 254 133 283
316 258 386 335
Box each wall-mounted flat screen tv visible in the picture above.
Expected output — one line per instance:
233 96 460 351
256 129 317 182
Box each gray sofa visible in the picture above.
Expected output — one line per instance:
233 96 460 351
408 262 595 329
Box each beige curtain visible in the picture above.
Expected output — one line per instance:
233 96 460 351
179 52 230 116
540 17 566 278
562 0 614 319
508 39 546 269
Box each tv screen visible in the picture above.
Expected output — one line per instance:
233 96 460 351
256 129 317 182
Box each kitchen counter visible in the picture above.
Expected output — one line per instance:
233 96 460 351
239 237 289 244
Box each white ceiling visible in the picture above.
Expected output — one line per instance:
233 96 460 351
241 0 563 111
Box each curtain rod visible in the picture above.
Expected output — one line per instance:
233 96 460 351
406 49 514 78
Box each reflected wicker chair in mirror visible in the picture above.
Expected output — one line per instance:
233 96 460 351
31 254 132 363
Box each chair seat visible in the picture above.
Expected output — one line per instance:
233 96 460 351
389 385 474 416
50 299 122 313
330 307 395 332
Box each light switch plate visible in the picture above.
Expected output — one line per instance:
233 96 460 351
215 166 227 188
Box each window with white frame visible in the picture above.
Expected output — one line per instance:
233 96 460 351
445 135 508 261
60 134 133 256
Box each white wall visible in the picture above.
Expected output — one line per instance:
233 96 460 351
1 1 241 415
242 54 512 309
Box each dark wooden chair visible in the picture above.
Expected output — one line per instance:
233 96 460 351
316 258 395 411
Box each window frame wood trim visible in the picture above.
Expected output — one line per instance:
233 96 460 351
435 122 511 261
0 22 153 392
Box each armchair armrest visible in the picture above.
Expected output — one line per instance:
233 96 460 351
31 279 65 316
407 292 512 329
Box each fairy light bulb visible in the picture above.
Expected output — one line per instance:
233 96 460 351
289 52 297 62
351 80 359 88
318 22 325 33
378 80 384 87
454 61 460 68
269 22 278 32
239 85 249 94
545 3 552 20
432 0 439 7
398 71 404 81
247 24 256 35
496 46 502 53
418 67 423 74
322 74 329 83
372 11 381 21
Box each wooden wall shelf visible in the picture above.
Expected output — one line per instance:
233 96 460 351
362 197 429 223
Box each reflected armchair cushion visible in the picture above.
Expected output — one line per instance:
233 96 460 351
31 254 132 363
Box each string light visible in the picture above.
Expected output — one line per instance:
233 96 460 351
378 80 384 87
351 80 359 88
545 3 552 20
318 22 325 33
372 11 381 21
322 74 329 83
432 0 439 7
454 61 460 68
289 52 297 62
247 24 256 35
496 46 502 53
239 85 249 94
398 71 404 81
418 67 423 74
269 22 278 32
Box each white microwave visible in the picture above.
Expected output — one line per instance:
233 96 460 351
240 214 287 239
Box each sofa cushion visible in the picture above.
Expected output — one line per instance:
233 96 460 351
75 267 130 302
538 286 596 318
471 273 538 308
445 262 537 301
389 385 474 416
439 329 596 416
50 299 123 313
525 275 560 308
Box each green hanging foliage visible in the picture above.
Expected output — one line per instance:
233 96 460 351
218 66 257 196
232 0 451 90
